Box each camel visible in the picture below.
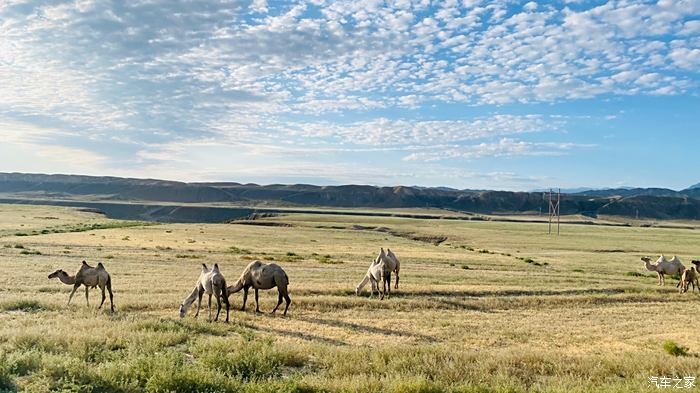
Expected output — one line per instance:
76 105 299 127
356 248 399 295
641 255 685 286
356 249 392 299
48 260 114 312
679 267 699 293
226 260 291 316
386 248 401 289
179 263 230 322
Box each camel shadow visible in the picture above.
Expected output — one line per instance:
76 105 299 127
295 288 625 298
298 316 439 343
240 321 347 346
388 288 626 298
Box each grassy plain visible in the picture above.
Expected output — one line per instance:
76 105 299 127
1 203 700 392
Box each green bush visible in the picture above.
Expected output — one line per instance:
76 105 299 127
197 339 305 382
0 361 16 392
663 340 688 357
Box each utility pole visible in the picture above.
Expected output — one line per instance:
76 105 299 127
548 188 561 235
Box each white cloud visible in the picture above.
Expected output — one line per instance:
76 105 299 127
403 138 594 162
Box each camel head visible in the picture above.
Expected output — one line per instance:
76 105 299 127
692 260 700 270
179 303 187 318
48 269 66 279
641 256 651 263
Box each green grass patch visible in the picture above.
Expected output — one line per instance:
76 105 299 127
318 255 341 264
664 340 688 357
229 246 252 254
0 299 52 312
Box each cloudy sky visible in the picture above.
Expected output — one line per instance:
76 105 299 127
1 0 698 190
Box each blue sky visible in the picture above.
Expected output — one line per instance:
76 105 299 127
0 0 699 190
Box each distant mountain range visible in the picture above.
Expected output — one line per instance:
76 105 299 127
1 172 700 220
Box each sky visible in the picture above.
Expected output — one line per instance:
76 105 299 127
0 0 699 191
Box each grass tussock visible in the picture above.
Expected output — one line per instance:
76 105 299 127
663 341 689 357
0 299 53 312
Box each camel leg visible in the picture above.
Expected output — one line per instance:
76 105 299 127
283 291 291 316
255 288 260 313
67 283 80 306
194 288 204 318
107 279 115 312
223 291 230 323
395 272 399 290
98 285 106 309
241 287 248 311
386 272 391 299
272 290 283 314
369 276 378 298
214 291 222 322
84 286 90 307
207 293 213 321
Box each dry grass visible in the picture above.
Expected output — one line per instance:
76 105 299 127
1 204 700 392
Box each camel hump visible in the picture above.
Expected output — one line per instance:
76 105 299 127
82 260 88 265
97 262 105 269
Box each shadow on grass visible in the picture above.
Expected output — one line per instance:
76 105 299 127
241 321 348 346
297 316 439 343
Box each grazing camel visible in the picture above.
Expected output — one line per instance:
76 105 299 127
227 260 291 316
386 248 401 289
356 248 399 295
679 267 699 293
356 250 392 299
692 260 700 271
179 263 230 322
48 260 114 312
641 255 685 286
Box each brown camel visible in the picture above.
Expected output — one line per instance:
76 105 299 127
227 260 291 316
48 260 114 312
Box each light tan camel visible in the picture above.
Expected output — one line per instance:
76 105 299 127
356 248 399 295
386 248 401 289
179 263 229 322
227 260 291 316
679 267 699 293
641 255 685 286
356 250 392 299
48 260 114 312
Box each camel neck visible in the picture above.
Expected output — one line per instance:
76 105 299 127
59 274 76 285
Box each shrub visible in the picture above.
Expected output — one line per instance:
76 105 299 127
664 340 688 357
229 246 251 254
19 250 41 255
0 363 15 392
624 272 645 277
13 244 24 249
318 255 341 264
197 339 305 382
462 265 470 270
0 299 50 312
